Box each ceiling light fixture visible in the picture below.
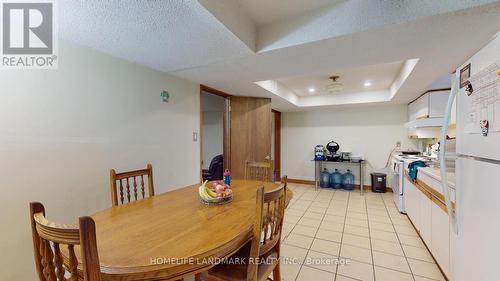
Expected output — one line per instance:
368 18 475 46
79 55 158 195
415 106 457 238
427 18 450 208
327 76 344 93
308 88 316 93
364 81 372 87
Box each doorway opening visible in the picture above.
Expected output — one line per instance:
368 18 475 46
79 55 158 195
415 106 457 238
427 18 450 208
200 85 230 182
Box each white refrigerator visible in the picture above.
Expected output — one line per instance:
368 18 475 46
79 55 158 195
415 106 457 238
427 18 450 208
442 34 500 281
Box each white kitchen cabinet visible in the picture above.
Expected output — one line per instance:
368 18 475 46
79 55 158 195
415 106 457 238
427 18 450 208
415 94 430 119
431 201 450 278
406 90 450 138
419 191 432 247
429 90 450 118
407 90 450 121
408 100 418 122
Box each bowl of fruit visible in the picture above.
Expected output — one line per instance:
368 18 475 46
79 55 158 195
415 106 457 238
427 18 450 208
198 180 233 205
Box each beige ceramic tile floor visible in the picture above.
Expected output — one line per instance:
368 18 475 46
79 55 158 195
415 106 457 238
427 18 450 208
281 183 446 281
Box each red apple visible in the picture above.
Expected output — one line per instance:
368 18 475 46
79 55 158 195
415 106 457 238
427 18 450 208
215 184 225 193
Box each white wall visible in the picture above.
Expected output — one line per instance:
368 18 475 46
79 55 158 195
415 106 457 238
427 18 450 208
281 105 417 184
0 41 200 281
202 111 224 169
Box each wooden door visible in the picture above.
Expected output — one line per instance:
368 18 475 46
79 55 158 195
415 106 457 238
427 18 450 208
230 97 272 180
272 110 281 180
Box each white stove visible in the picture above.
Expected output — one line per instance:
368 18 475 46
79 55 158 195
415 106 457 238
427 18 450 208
391 154 427 213
394 154 426 162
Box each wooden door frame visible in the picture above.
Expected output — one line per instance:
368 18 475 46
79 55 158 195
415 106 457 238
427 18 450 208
200 85 231 182
272 110 281 181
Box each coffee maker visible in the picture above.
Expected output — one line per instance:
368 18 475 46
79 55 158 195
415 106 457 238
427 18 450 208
326 141 341 161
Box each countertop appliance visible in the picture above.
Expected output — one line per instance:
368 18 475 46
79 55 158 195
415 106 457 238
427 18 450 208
350 155 362 163
314 145 326 161
441 35 500 281
391 154 427 213
326 141 341 161
341 151 351 161
400 150 421 155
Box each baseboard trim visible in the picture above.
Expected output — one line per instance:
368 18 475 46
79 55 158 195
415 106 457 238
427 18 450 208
287 178 315 185
407 216 450 281
287 178 392 192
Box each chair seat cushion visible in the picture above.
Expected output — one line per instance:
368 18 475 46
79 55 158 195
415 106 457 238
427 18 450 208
209 243 278 281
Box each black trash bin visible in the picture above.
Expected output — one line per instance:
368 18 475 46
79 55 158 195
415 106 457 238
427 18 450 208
371 173 387 193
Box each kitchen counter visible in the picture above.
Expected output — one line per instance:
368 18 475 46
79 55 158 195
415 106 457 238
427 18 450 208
418 166 456 188
416 166 456 204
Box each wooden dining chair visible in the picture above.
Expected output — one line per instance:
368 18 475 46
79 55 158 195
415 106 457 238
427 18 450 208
208 177 288 281
245 160 274 182
110 163 155 206
30 202 101 281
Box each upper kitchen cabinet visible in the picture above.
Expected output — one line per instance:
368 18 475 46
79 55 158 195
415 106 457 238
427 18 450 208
409 90 450 120
406 89 451 138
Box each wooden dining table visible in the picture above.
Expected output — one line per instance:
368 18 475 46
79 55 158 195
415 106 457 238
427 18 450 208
66 180 293 281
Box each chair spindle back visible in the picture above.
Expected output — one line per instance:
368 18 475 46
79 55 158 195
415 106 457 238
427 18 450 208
30 202 101 281
109 164 155 206
245 160 274 182
246 176 287 280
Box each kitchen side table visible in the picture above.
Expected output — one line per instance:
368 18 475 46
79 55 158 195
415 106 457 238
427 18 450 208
312 160 367 195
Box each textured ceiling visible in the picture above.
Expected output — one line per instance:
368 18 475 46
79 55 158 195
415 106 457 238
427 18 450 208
256 0 499 51
171 1 500 111
237 0 340 26
58 0 500 111
59 0 253 72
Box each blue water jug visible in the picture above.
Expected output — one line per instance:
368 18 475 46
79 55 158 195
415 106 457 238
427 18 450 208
320 168 331 188
342 169 355 190
329 169 343 189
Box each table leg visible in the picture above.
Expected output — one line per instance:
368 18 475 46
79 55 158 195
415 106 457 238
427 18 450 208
195 272 208 281
360 163 364 195
315 161 319 190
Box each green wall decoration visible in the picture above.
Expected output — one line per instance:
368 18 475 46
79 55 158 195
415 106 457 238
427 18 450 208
160 90 170 102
